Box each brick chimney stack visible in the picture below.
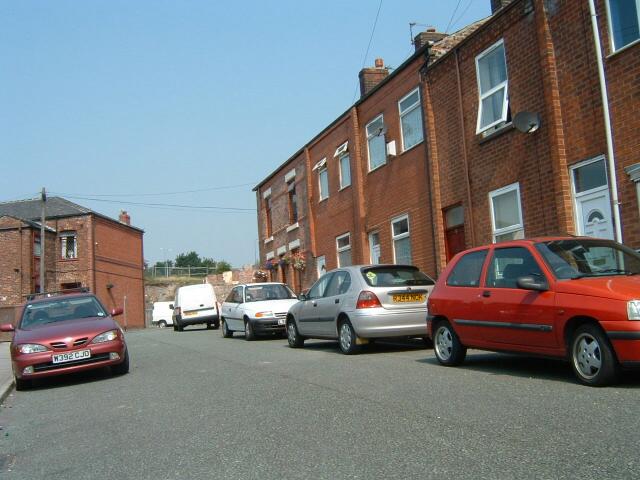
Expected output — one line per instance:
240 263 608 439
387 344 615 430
119 210 131 225
491 0 514 13
413 28 447 52
359 58 389 97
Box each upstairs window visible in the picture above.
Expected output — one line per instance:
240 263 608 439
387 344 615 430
339 154 351 189
399 88 423 151
264 195 273 237
288 181 298 224
60 231 77 259
336 233 352 267
607 0 640 51
319 167 329 201
475 40 509 133
366 114 386 171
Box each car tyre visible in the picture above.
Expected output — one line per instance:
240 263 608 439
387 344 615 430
111 350 130 376
14 374 31 391
286 318 304 348
206 322 212 330
338 320 359 355
222 320 233 338
244 319 256 341
158 320 167 329
570 324 619 387
213 321 220 330
433 320 466 366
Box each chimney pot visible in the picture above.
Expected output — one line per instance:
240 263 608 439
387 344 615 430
119 210 131 226
374 58 384 68
358 58 389 97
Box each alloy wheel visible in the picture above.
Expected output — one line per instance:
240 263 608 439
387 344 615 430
573 332 602 380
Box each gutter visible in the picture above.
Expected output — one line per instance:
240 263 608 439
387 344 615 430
588 0 623 242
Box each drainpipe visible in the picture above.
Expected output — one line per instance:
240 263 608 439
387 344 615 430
588 0 623 242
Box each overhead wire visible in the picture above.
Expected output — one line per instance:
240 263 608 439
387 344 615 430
450 0 475 32
445 0 464 33
352 0 384 103
60 195 256 213
49 181 258 198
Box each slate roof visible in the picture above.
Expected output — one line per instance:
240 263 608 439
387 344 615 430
0 196 143 232
0 197 92 220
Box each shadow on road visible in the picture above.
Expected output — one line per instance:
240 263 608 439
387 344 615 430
294 338 430 355
23 367 122 391
419 352 640 387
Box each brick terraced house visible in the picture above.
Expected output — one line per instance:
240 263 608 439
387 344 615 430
255 0 640 292
0 197 145 328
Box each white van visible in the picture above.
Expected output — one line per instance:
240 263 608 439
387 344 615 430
152 301 174 328
171 283 219 332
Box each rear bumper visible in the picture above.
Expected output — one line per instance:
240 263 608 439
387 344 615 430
350 308 428 338
12 340 127 380
175 314 219 326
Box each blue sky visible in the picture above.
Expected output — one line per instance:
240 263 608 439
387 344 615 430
0 0 490 267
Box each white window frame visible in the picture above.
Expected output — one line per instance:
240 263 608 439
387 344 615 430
366 114 386 171
391 214 411 264
489 182 524 242
60 231 78 259
398 87 423 152
605 0 640 53
316 255 326 278
369 231 381 264
339 153 351 190
336 233 351 267
318 167 329 201
475 39 509 134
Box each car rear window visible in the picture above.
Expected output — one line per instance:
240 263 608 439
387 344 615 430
361 266 434 287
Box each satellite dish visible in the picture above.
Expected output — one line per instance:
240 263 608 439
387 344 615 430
513 111 541 133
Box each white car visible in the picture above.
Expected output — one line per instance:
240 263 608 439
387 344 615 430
152 301 174 328
220 283 299 340
171 283 219 332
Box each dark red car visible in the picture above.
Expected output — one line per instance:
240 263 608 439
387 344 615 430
0 291 129 390
427 237 640 386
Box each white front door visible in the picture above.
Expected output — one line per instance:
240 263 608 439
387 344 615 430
571 157 614 240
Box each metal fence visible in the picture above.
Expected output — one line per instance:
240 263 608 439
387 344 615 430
145 266 218 278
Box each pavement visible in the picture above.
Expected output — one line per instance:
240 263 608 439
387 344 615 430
0 341 13 403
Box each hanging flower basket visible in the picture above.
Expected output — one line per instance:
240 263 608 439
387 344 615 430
253 270 268 281
291 251 306 271
264 259 279 271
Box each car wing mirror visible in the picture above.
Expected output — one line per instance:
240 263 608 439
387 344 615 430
0 323 15 332
516 276 548 292
111 307 124 317
298 293 307 301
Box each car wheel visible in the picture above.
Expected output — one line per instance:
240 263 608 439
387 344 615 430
286 318 304 348
111 349 130 376
213 321 220 330
244 319 255 341
433 320 466 366
222 320 233 338
158 320 167 329
571 324 619 386
14 373 31 391
338 320 359 355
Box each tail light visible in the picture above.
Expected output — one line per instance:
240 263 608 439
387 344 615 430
356 291 382 309
174 307 181 316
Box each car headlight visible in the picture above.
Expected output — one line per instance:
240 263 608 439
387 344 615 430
18 344 49 354
255 311 274 318
628 300 640 320
91 330 119 344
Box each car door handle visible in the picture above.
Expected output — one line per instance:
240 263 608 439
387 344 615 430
334 299 340 304
481 291 491 298
313 302 318 307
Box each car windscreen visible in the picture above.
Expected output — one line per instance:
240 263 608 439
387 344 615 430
536 239 640 279
244 284 297 302
21 296 107 329
361 266 434 287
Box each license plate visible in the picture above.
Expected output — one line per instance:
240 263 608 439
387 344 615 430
392 293 425 303
278 318 285 325
184 311 197 317
52 349 91 364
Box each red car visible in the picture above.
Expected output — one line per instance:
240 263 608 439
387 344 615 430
427 237 640 386
0 291 129 390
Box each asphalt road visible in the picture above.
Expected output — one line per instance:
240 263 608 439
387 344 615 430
1 327 639 480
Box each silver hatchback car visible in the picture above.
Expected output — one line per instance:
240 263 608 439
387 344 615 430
286 265 435 354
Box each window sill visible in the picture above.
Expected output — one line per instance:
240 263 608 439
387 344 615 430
286 223 299 233
607 38 640 58
368 162 387 174
339 184 351 192
263 236 274 245
400 139 424 155
478 122 514 144
318 197 329 203
59 258 79 262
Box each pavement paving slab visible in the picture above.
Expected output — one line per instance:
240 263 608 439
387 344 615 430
0 342 13 403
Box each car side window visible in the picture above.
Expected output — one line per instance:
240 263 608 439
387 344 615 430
325 271 351 297
225 289 238 303
446 250 488 287
308 273 334 299
486 247 545 289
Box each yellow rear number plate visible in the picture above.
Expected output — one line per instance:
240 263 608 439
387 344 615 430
392 293 425 303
